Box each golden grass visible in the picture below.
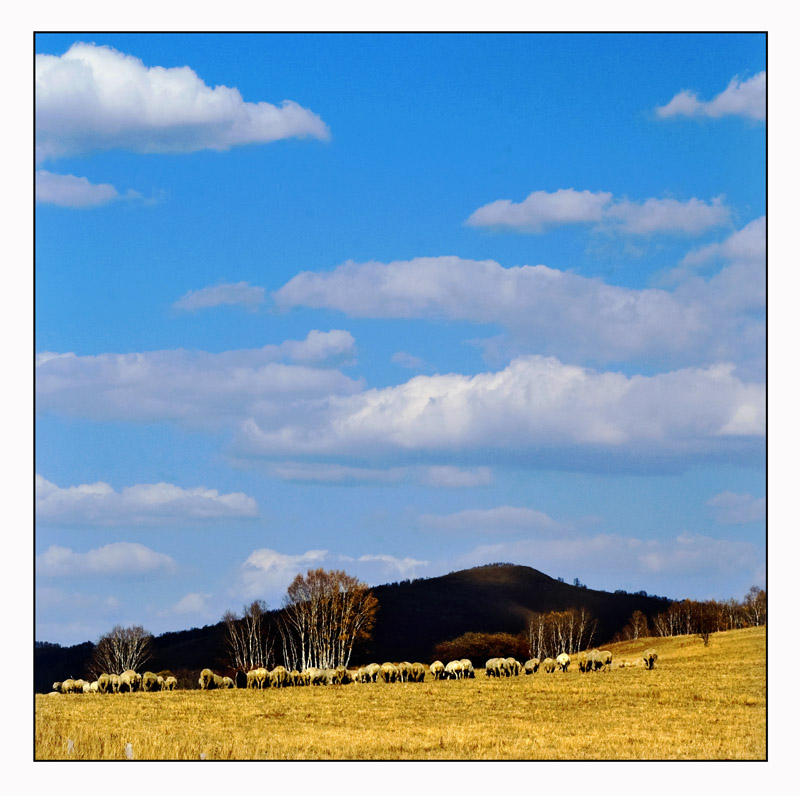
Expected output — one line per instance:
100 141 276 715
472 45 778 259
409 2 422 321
35 626 765 760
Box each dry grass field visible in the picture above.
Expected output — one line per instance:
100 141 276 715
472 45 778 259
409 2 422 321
35 626 765 760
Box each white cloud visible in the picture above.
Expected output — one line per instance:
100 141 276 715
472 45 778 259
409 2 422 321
37 542 176 577
174 282 266 311
656 72 766 121
36 42 330 163
236 356 765 467
706 492 766 525
239 548 329 599
420 466 493 488
36 474 258 525
604 196 730 235
36 333 361 429
169 592 214 616
356 554 429 577
420 505 559 533
35 169 140 208
274 253 763 368
466 188 612 232
466 189 730 235
681 216 765 268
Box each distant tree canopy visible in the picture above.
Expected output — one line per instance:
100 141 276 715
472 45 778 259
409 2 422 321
616 585 767 642
433 631 529 663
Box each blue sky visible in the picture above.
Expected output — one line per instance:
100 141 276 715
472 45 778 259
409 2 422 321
34 32 766 646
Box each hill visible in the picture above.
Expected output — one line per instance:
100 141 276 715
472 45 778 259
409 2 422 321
35 563 671 691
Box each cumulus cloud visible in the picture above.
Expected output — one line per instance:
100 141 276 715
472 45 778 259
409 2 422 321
656 72 766 121
274 253 763 368
466 189 730 235
391 351 431 372
173 282 266 311
706 492 766 525
236 355 765 468
36 474 258 525
420 505 559 533
680 216 765 269
37 542 176 577
239 548 329 598
36 332 361 429
35 169 141 208
35 42 330 163
466 188 612 232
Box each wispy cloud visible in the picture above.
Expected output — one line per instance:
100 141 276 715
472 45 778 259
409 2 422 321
465 189 730 235
37 542 176 577
36 332 361 429
656 72 766 121
36 474 258 525
706 492 766 525
174 282 266 312
35 170 142 208
420 505 559 533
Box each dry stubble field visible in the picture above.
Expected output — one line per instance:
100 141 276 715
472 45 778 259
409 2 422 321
35 626 765 760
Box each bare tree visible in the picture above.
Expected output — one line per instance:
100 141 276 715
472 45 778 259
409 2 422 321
223 600 273 673
92 625 153 675
281 568 378 670
744 586 766 626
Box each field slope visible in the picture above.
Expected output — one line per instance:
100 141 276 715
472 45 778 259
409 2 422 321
35 626 765 760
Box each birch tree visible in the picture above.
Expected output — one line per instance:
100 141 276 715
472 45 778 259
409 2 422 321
282 568 378 670
92 625 153 675
223 600 273 673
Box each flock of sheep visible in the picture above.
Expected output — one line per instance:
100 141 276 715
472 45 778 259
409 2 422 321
49 649 659 694
51 670 178 694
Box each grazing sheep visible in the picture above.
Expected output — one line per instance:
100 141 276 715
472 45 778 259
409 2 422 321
598 650 612 671
164 676 177 691
73 679 87 693
577 652 589 673
199 668 224 690
364 663 381 683
459 659 475 679
290 670 301 686
82 682 93 694
304 667 326 686
95 673 110 694
324 668 340 685
221 676 235 689
429 660 446 681
502 657 521 676
334 665 351 684
398 661 412 682
523 658 540 675
444 660 464 680
254 667 268 689
542 657 556 673
157 675 165 690
643 649 658 670
410 662 426 682
141 671 159 692
52 681 62 693
380 662 400 683
585 649 600 671
59 679 76 694
269 666 289 688
120 670 142 692
484 658 500 677
556 653 571 672
109 673 121 693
